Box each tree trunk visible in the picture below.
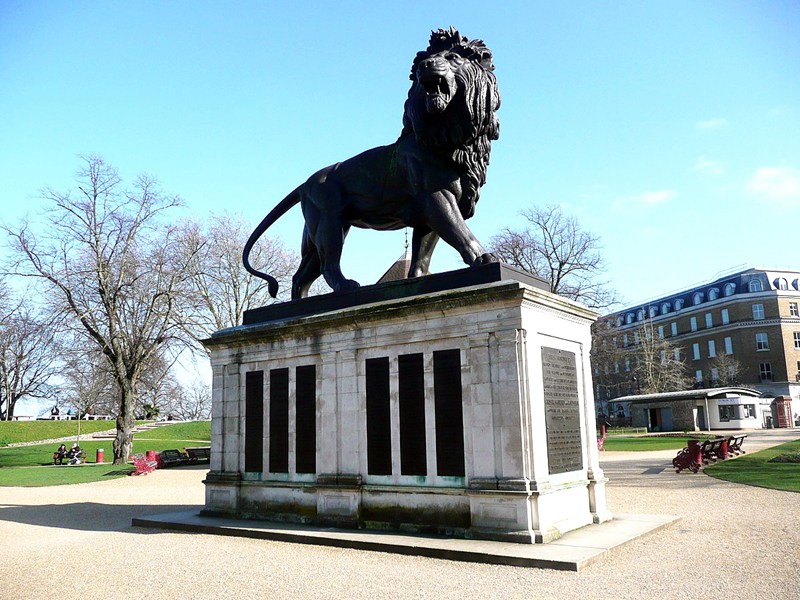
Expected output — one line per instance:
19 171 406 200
112 379 137 464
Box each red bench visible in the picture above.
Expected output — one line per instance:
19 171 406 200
131 453 158 475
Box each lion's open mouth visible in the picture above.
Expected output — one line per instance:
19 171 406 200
420 73 454 114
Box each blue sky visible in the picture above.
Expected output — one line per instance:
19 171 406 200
2 1 799 309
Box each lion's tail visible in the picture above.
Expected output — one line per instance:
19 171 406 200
242 187 303 298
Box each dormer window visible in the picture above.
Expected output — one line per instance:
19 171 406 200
649 306 658 318
708 288 719 301
675 299 684 310
693 292 704 305
625 313 634 325
775 277 789 291
661 302 671 314
723 282 736 297
749 280 763 292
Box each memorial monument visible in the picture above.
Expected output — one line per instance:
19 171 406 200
202 28 611 544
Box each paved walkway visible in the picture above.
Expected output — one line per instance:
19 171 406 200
0 429 798 599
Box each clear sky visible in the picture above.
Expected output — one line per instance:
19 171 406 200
2 1 799 309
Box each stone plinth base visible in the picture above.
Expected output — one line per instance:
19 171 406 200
202 267 611 543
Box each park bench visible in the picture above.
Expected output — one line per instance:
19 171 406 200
131 453 158 475
701 437 727 464
184 446 211 463
158 449 189 468
727 434 747 456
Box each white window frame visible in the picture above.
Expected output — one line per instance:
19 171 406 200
692 343 701 360
752 304 765 320
657 325 664 339
790 302 799 317
690 317 698 332
721 308 730 325
708 340 716 358
695 369 703 383
755 332 769 351
724 337 733 355
749 280 763 292
705 313 713 328
671 322 678 336
759 362 773 381
794 332 800 349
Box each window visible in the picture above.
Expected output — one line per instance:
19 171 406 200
794 332 800 349
693 343 701 360
636 309 645 321
671 322 678 336
749 279 763 292
624 358 631 372
727 366 736 384
661 302 671 314
705 313 713 328
708 288 719 301
657 325 664 339
790 302 799 317
675 299 684 310
759 362 773 381
659 350 666 365
752 304 765 320
693 292 704 305
614 362 619 373
674 348 681 361
723 282 736 297
743 404 756 419
695 370 703 383
623 334 628 347
721 308 730 325
690 317 698 332
711 367 719 383
719 405 735 421
708 340 716 358
633 331 640 345
616 316 624 327
649 306 658 318
775 277 788 290
724 336 733 355
755 332 769 351
626 313 634 324
612 336 617 348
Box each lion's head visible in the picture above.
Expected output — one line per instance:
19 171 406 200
403 28 500 153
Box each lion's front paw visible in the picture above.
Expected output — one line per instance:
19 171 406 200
472 253 499 267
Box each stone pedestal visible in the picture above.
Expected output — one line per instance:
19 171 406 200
202 266 611 543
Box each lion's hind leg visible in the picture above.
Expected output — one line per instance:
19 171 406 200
291 226 323 299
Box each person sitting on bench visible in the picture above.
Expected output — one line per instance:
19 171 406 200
54 444 67 465
66 443 83 465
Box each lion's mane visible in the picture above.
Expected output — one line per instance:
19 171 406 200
402 28 501 217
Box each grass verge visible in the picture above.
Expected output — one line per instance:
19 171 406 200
0 463 134 486
0 420 120 446
704 439 800 493
602 435 711 451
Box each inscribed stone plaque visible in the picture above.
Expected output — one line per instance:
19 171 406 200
541 347 583 474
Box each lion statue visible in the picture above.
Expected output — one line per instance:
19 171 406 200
243 27 501 299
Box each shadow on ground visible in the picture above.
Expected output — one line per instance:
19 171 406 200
0 502 201 532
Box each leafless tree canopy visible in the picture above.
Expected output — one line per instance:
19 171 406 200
0 282 62 420
592 319 690 411
4 156 196 462
177 212 297 341
489 205 618 310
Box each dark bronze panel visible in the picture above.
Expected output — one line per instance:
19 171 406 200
366 357 392 475
433 349 465 477
244 370 264 473
541 347 583 475
399 353 426 476
269 368 289 473
295 365 316 474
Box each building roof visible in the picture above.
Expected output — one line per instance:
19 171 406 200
610 386 766 404
376 251 411 284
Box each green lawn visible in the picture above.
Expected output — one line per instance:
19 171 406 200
0 420 211 487
705 439 800 493
602 435 711 451
0 420 119 446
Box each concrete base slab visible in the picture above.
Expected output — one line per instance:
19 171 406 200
132 511 678 571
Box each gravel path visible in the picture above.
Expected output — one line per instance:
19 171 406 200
1 429 798 600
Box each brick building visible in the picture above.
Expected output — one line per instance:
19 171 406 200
593 267 800 426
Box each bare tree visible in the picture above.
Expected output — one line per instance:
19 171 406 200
708 352 742 387
0 283 62 420
490 205 618 309
177 212 297 342
162 379 211 421
4 156 196 463
592 318 689 407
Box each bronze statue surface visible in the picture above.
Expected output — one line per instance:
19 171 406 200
243 28 501 299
